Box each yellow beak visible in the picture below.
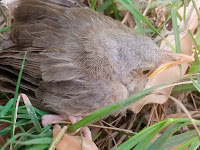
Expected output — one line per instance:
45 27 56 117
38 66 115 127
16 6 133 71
148 53 194 78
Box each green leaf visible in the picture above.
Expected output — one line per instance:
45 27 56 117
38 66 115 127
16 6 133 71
187 30 200 72
0 26 11 33
115 121 166 150
1 133 52 150
0 120 33 136
172 83 197 94
91 0 97 10
93 131 102 141
194 27 200 45
110 0 121 20
131 0 143 34
115 118 199 150
149 122 190 150
97 0 112 12
10 52 27 149
175 137 198 150
163 130 198 149
188 30 200 54
190 77 200 92
187 30 200 92
23 94 42 133
0 98 14 117
188 140 200 150
25 144 49 150
171 8 181 53
14 138 52 145
189 64 200 74
117 0 175 50
134 119 175 150
191 0 200 27
183 0 187 21
0 6 7 23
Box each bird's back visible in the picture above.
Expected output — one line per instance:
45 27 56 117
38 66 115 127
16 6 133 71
0 0 130 115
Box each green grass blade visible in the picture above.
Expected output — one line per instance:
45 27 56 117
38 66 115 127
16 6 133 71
194 27 200 45
0 119 12 124
171 8 181 53
114 120 167 150
172 83 197 94
91 0 97 10
117 0 175 50
110 0 121 20
1 133 51 150
0 120 34 136
135 114 145 132
176 137 198 150
190 77 200 92
187 30 200 55
22 94 42 133
93 131 102 141
117 0 155 31
187 29 200 92
10 52 27 148
115 118 193 150
196 74 200 84
187 30 200 74
134 119 176 150
188 140 200 150
25 144 49 150
151 15 172 37
149 122 190 150
0 98 14 117
14 138 52 145
97 0 112 12
191 0 200 26
189 64 200 75
0 6 7 23
131 0 143 34
0 26 11 33
183 0 187 21
40 125 52 135
33 107 50 116
163 130 198 149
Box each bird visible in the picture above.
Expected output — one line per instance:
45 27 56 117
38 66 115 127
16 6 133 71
0 0 193 139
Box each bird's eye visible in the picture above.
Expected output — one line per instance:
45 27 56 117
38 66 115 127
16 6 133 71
137 68 152 76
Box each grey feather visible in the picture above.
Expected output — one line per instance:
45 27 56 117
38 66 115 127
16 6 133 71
0 0 175 116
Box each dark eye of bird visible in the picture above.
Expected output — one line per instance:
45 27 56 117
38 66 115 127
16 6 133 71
142 69 151 75
137 68 153 76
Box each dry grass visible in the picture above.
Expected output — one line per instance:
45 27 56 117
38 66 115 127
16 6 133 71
1 0 200 150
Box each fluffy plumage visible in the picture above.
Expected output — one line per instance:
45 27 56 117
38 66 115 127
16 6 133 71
0 0 180 117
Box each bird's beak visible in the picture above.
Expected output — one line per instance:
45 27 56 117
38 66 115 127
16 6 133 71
148 53 194 78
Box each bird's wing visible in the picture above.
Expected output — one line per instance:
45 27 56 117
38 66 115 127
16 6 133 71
40 0 87 7
0 0 86 109
0 0 115 114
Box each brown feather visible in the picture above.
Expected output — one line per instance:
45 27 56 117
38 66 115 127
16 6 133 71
0 0 177 116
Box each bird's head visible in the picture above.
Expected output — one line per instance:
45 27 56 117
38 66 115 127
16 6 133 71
105 33 193 95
